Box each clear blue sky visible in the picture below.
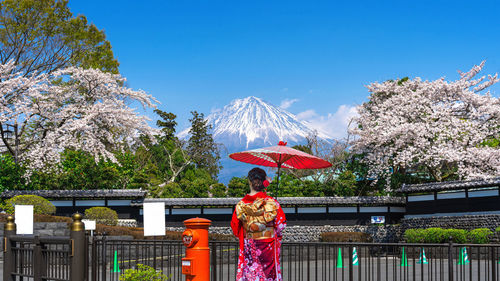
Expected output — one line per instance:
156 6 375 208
69 0 500 136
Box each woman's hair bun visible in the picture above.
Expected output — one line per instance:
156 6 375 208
248 167 267 191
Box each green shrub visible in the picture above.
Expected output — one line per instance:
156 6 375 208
444 229 468 244
320 232 372 242
119 264 169 281
422 228 447 243
84 207 118 226
468 228 493 244
2 195 55 215
404 229 425 243
495 226 500 233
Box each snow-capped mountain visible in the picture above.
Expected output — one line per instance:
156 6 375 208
179 96 330 182
180 96 328 149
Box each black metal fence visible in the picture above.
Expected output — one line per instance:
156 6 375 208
9 235 73 281
85 239 500 281
3 215 500 281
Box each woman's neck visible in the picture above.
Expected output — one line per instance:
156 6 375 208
248 190 259 196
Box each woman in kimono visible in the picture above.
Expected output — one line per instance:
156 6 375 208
231 168 287 281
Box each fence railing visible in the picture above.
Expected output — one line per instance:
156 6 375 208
3 214 500 281
3 214 86 281
10 235 73 281
86 239 500 281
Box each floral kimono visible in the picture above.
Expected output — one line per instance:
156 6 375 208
231 192 287 281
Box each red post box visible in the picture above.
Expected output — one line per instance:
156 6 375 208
181 217 211 281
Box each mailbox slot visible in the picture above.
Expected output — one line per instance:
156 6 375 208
182 258 194 275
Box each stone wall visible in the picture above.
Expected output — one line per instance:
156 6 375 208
167 225 400 243
167 214 500 243
0 222 70 238
400 214 500 231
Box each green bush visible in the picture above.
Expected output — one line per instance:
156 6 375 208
468 228 493 244
495 226 500 233
119 264 169 281
84 207 118 226
2 195 55 215
320 232 372 242
444 229 468 244
404 229 425 243
404 228 494 244
422 228 447 243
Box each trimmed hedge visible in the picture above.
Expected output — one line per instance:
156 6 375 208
84 207 118 226
468 228 493 244
320 232 372 242
95 224 234 241
0 213 71 223
404 228 492 244
2 195 56 215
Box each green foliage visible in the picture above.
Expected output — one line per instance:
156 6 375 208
187 111 221 179
422 228 448 243
210 183 227 197
178 168 214 198
403 229 425 243
333 170 357 196
2 195 55 215
468 228 493 244
84 207 118 226
445 229 468 244
119 264 169 281
405 228 491 244
154 109 177 140
0 0 119 74
496 226 500 232
227 176 248 197
292 144 313 154
0 155 24 192
58 150 120 190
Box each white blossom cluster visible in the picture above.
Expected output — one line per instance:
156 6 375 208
0 61 158 174
351 61 500 188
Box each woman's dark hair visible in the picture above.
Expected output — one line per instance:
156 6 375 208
248 167 267 192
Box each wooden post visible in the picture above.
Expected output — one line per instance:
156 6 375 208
3 216 16 281
33 236 43 281
70 213 86 281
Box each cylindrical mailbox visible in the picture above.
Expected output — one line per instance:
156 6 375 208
182 217 211 281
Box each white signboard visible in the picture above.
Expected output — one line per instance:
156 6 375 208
371 216 385 224
82 219 96 231
15 205 34 235
143 202 165 236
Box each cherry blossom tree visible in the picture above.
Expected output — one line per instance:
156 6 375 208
0 61 158 174
352 61 500 188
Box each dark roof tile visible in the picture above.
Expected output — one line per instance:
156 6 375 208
0 189 146 199
397 177 500 193
140 196 405 206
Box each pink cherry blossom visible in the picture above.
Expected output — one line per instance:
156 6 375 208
351 61 500 190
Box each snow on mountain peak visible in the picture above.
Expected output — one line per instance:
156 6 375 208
179 96 329 149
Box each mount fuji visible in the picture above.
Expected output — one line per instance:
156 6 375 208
179 96 330 182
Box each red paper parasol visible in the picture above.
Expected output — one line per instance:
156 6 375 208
229 141 332 193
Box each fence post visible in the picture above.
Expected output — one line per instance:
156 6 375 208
448 237 454 281
33 236 42 281
3 215 16 281
211 242 217 281
91 235 97 281
349 240 353 281
70 213 86 281
492 246 497 281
